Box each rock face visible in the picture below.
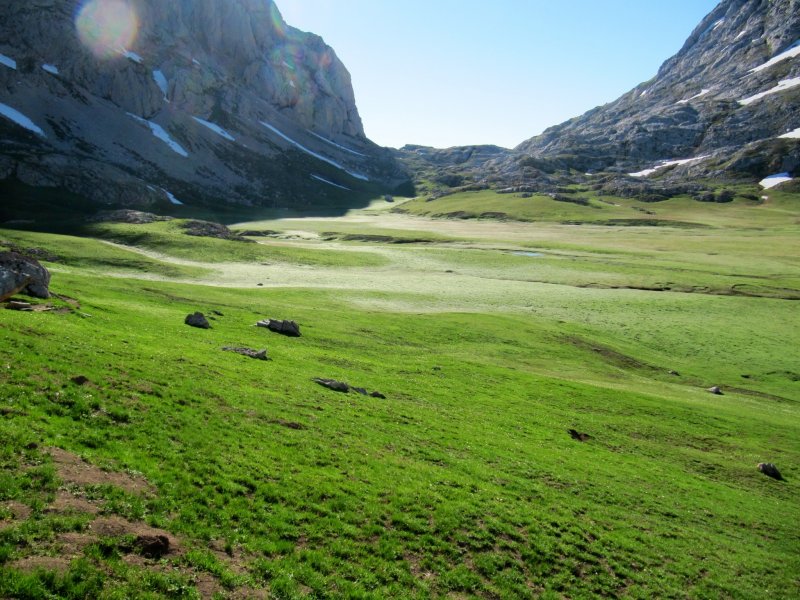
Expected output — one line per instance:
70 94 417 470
0 0 410 212
396 0 799 192
504 0 800 181
0 251 51 300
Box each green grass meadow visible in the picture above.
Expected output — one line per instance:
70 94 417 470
0 191 798 598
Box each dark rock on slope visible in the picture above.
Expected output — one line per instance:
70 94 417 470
0 0 410 212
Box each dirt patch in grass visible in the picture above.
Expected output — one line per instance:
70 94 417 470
46 447 155 495
47 490 102 515
0 501 32 529
11 555 73 573
90 516 181 556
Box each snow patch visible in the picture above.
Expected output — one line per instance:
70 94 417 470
307 130 367 157
734 29 747 42
739 77 800 105
0 53 16 70
152 70 168 99
759 173 793 189
162 188 184 205
41 63 59 75
701 18 724 37
713 19 724 31
192 116 235 141
311 174 351 191
750 40 800 73
282 60 294 71
677 88 711 104
122 49 143 63
127 113 189 157
629 155 710 178
260 121 369 181
0 102 46 137
779 127 800 139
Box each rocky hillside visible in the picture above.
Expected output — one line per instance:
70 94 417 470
398 0 800 196
0 0 410 213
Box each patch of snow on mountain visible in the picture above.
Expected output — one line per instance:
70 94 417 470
192 117 235 141
734 29 747 41
260 121 369 181
152 70 168 99
629 155 710 178
311 174 351 190
122 49 143 63
0 53 17 70
41 64 59 75
759 173 793 189
127 113 189 157
779 127 800 139
739 77 800 105
701 19 724 37
677 88 711 104
713 19 724 31
308 130 366 157
0 102 46 137
750 40 800 73
162 189 184 205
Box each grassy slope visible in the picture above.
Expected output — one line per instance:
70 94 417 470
0 194 799 599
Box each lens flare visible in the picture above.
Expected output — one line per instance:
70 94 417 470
75 0 139 59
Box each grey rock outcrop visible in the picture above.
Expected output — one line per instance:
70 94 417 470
0 251 51 300
0 0 410 212
222 346 268 360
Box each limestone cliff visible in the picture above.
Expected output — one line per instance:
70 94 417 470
0 0 409 212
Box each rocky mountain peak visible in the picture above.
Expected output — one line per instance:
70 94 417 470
0 0 407 213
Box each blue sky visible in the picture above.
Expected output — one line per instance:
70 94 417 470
278 1 720 149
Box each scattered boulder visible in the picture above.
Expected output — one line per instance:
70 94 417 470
757 463 783 481
313 378 350 393
222 346 268 360
134 534 171 558
184 312 210 329
707 386 723 395
668 370 680 376
312 378 386 398
70 375 90 386
257 319 301 337
0 251 51 300
568 429 591 442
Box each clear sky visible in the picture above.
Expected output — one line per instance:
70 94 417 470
278 1 720 149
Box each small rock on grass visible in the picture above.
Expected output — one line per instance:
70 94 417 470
222 346 268 360
5 301 33 311
568 429 591 442
757 463 783 481
70 375 90 386
707 386 723 395
313 378 350 393
185 312 210 329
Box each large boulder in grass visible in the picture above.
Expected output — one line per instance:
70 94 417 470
257 319 301 337
185 312 210 329
0 252 50 300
